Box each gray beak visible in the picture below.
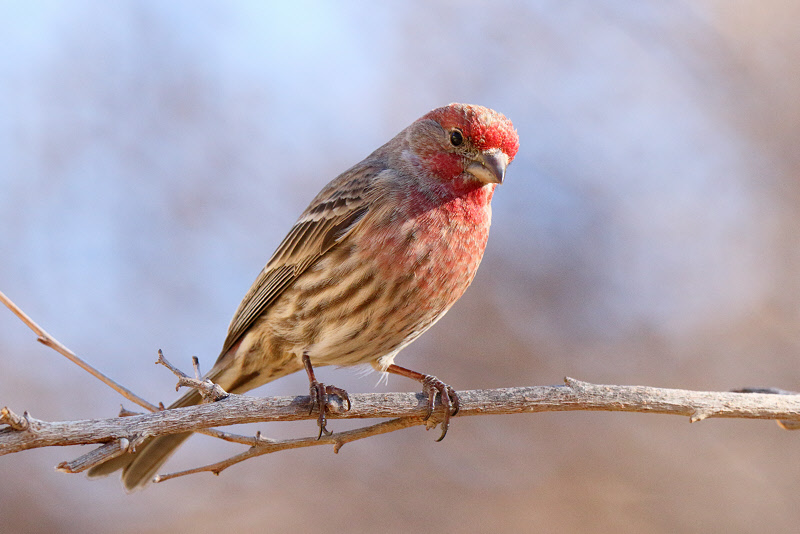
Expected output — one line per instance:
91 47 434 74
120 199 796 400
466 149 508 184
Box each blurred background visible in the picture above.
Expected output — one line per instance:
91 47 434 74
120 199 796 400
2 1 799 532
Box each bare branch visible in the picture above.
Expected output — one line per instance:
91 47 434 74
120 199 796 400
154 417 421 483
0 290 159 413
3 288 800 486
3 380 800 458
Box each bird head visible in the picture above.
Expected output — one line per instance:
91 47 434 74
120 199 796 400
407 103 519 187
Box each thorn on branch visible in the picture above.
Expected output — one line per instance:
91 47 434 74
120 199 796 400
563 376 588 390
155 350 229 403
690 409 712 423
1 407 30 431
118 405 142 417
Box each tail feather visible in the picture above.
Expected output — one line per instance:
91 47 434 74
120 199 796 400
119 432 192 491
87 388 203 491
88 348 292 490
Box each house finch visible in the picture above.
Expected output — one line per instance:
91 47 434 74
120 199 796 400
89 102 519 490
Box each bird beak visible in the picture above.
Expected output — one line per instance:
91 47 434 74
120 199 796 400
466 149 508 184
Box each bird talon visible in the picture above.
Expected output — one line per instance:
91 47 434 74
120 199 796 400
421 374 459 441
308 379 349 439
317 409 332 439
447 386 460 417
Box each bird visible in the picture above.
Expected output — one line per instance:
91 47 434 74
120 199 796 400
88 102 519 490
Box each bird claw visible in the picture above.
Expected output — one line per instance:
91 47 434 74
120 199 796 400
421 375 459 441
308 381 351 439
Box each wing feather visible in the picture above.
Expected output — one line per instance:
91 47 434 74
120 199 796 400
218 165 380 356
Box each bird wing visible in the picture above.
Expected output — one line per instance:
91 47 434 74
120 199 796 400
218 164 380 357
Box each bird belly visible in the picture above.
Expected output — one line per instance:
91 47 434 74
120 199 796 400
275 204 489 369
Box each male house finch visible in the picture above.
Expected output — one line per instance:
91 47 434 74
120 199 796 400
89 103 519 490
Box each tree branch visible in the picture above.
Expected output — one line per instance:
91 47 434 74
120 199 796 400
2 289 799 486
3 379 800 452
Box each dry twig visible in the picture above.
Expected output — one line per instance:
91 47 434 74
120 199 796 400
0 290 158 412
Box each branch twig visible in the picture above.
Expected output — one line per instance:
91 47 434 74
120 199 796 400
154 417 421 483
0 290 158 413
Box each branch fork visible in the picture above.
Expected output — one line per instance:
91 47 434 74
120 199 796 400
155 350 229 403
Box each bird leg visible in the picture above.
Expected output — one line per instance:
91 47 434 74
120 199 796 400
302 352 351 439
384 364 459 441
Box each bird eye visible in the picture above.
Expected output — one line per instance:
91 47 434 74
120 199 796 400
449 129 464 147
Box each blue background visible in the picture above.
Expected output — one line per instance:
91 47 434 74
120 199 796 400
2 2 799 532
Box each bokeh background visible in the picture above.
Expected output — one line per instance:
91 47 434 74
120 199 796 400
2 1 800 532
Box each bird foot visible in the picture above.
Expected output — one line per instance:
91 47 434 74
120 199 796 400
308 380 351 439
421 375 460 441
303 352 351 439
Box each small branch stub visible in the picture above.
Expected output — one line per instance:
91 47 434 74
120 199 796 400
1 407 30 431
690 409 712 423
118 406 142 418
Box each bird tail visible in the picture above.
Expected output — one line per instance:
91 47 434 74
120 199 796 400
88 344 294 490
87 387 203 491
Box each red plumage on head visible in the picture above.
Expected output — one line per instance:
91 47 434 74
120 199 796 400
423 103 519 161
